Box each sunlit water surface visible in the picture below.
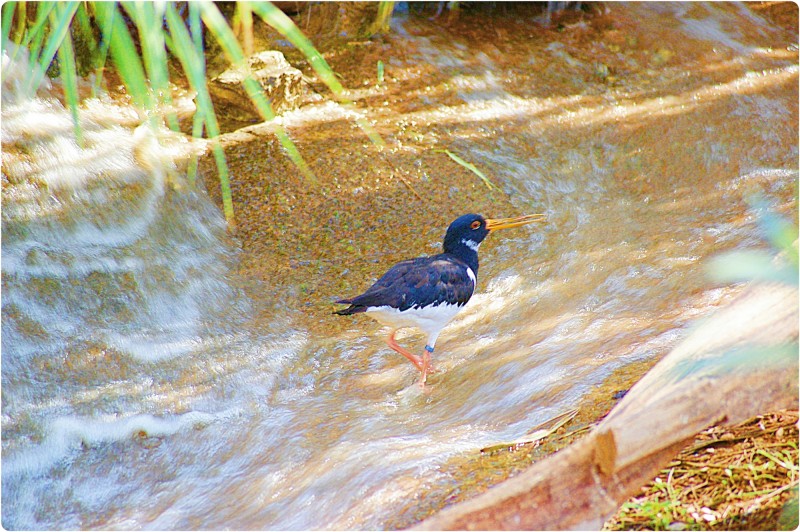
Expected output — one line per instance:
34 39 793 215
2 3 797 530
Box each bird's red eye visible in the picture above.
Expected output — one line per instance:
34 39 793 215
470 220 481 230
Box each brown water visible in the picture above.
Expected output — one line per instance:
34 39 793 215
2 3 797 530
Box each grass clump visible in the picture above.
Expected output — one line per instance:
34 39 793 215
605 410 799 530
1 1 390 226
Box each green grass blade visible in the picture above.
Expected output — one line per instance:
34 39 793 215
250 1 386 148
2 2 17 46
236 1 255 56
93 1 151 110
165 2 234 223
210 142 235 228
434 149 498 190
13 1 28 46
17 1 55 51
185 3 207 186
123 1 178 130
249 1 343 96
365 1 395 36
88 1 115 96
26 1 79 96
73 1 97 74
52 4 83 147
199 1 318 184
188 2 203 53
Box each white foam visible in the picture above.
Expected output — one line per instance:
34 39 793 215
2 411 224 479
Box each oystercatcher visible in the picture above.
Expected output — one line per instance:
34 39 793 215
334 213 546 387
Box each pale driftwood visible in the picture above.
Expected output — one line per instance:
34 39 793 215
414 283 799 530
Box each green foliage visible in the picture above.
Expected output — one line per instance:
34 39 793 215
434 149 499 190
377 60 385 84
778 487 799 530
707 197 799 286
52 3 82 146
365 1 395 37
199 2 316 185
1 1 374 225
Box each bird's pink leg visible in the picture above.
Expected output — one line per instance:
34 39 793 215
418 348 432 387
386 330 425 371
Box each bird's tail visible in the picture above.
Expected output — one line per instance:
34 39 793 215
333 299 365 315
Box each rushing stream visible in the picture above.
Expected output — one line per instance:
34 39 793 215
2 3 797 530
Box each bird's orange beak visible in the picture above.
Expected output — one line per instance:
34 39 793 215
485 213 546 232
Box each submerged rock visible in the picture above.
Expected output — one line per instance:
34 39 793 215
207 50 307 134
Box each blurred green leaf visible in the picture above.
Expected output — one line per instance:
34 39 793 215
165 1 233 223
666 344 798 383
708 197 798 286
93 2 151 110
707 250 798 286
125 1 179 130
28 1 79 96
52 3 83 147
1 2 17 46
435 149 498 190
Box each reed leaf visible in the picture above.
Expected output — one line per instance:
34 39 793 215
185 2 206 186
13 1 27 45
434 149 498 190
249 1 343 95
252 2 386 146
366 1 395 36
1 2 17 46
249 1 386 147
199 1 317 184
92 1 151 110
52 3 83 147
124 1 180 130
73 3 97 65
89 1 115 97
27 1 78 96
12 1 54 60
165 1 234 223
188 2 204 53
236 1 255 57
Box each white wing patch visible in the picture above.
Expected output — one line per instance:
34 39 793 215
466 266 477 286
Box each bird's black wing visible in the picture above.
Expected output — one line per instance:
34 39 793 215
334 254 475 314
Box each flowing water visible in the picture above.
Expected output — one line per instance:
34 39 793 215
2 3 797 530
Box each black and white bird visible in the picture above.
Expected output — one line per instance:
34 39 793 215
334 213 546 386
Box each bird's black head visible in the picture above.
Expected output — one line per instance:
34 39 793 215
443 214 490 256
442 212 547 268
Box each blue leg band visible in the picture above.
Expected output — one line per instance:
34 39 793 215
424 345 435 353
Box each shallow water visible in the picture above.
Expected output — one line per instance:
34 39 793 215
2 3 797 530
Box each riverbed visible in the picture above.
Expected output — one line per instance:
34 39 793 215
2 2 797 529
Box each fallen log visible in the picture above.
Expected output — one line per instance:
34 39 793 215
414 282 799 530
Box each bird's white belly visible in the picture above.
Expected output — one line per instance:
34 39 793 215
366 302 464 338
